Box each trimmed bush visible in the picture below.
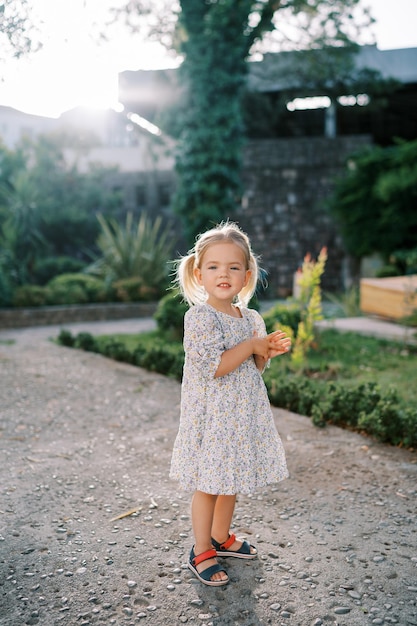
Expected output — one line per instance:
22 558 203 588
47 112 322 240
74 332 97 352
57 329 76 347
101 340 133 363
139 342 184 378
265 374 320 416
47 273 110 304
113 277 159 302
13 285 50 307
33 256 86 286
154 290 188 340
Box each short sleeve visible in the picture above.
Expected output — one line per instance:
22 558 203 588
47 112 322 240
248 309 267 338
245 308 269 371
183 305 225 379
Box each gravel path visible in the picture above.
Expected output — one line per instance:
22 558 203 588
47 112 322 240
0 321 416 626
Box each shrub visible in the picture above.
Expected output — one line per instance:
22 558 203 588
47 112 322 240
12 284 50 307
311 382 383 429
358 391 417 447
264 371 417 448
139 342 184 378
154 290 189 340
375 265 400 278
0 268 13 307
74 332 97 352
113 276 159 302
47 283 88 305
265 374 320 416
86 212 173 295
47 273 110 305
33 256 86 285
262 301 302 335
57 329 75 347
101 340 133 363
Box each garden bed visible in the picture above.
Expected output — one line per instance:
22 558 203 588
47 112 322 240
360 275 417 320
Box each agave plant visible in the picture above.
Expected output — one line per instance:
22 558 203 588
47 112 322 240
86 212 174 297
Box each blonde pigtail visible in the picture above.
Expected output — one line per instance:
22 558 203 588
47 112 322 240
237 254 259 307
177 253 205 306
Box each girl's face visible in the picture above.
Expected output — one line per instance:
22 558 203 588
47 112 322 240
194 241 251 309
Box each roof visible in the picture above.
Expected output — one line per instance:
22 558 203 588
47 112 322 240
248 46 417 93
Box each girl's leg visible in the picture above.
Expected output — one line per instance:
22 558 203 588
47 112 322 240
212 495 256 555
191 490 228 583
211 494 237 543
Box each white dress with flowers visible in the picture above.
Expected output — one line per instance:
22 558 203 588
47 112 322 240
169 303 288 495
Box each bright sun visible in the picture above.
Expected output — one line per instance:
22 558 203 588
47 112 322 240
1 0 176 118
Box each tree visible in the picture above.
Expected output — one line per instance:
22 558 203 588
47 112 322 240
0 0 40 65
0 134 123 287
327 139 417 278
113 1 375 244
1 170 46 285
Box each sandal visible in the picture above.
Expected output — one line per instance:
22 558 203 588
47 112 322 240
188 547 229 587
211 533 257 559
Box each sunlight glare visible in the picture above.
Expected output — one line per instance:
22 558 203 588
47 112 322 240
0 0 176 118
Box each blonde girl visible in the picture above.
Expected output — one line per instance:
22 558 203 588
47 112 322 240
170 222 290 586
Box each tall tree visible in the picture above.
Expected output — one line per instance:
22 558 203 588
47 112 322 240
0 134 123 286
112 1 374 243
0 0 40 65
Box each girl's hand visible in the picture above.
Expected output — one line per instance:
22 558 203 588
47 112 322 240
267 330 291 358
251 334 271 361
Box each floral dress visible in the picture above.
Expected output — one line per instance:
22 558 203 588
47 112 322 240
169 303 288 495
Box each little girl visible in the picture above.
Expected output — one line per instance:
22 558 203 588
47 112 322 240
170 222 291 586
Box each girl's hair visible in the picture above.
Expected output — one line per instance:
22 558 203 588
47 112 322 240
175 221 261 307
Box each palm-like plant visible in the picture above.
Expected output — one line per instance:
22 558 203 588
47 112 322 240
86 212 174 296
1 171 46 285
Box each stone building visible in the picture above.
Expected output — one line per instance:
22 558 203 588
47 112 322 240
118 46 417 295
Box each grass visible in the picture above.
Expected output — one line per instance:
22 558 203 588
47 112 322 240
96 327 417 409
271 329 417 406
95 330 160 353
0 339 15 345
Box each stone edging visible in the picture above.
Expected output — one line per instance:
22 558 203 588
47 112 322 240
0 302 158 329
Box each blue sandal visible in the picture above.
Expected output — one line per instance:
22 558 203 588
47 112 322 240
211 533 257 559
188 547 229 586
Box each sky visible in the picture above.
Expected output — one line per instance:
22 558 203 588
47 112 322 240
1 0 417 119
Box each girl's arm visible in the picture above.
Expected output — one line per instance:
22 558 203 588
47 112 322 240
214 331 289 378
214 336 267 378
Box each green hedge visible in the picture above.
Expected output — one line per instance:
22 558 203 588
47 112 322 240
56 328 417 449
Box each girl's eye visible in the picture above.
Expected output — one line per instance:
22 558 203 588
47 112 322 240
208 265 217 270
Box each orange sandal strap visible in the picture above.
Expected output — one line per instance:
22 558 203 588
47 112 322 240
191 548 217 567
220 533 236 550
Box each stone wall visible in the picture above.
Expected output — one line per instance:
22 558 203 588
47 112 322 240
238 135 372 297
93 135 371 298
0 302 157 329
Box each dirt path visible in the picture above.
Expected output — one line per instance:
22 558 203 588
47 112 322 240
0 323 416 626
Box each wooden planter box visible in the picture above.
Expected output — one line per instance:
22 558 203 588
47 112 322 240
360 275 417 320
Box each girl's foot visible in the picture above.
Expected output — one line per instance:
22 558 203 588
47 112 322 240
188 547 229 586
211 533 257 559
